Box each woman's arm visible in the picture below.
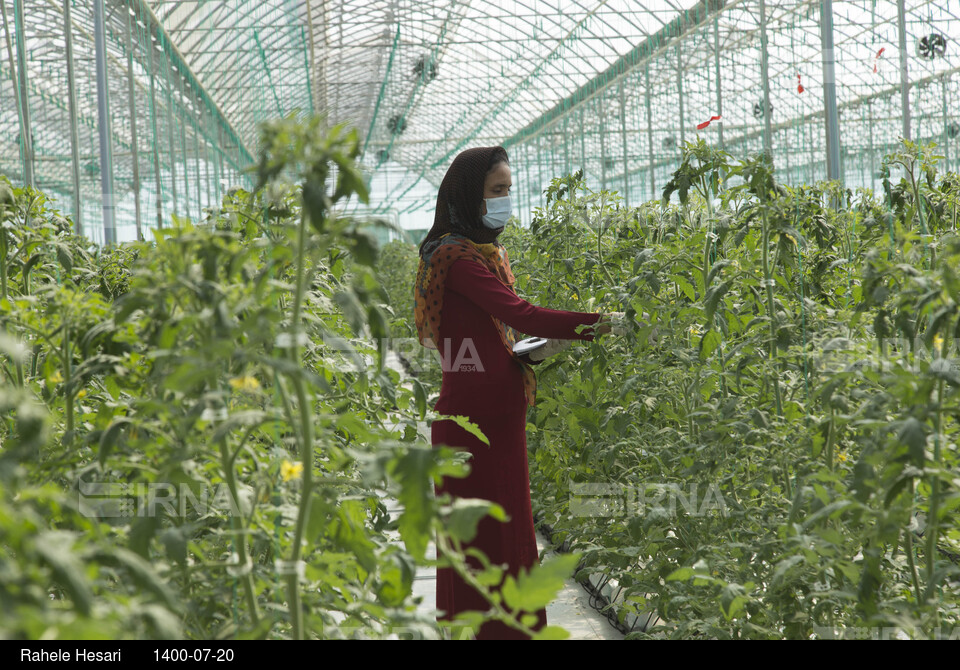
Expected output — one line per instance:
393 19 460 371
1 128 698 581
445 258 603 340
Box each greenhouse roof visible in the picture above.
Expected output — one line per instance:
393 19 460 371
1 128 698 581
3 0 960 240
147 0 725 183
146 0 960 191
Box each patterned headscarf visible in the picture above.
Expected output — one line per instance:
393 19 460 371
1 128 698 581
415 147 537 407
418 146 508 254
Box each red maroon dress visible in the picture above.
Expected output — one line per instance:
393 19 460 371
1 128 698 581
432 257 601 640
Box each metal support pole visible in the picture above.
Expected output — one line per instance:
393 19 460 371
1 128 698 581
93 0 116 244
0 0 26 187
897 0 911 140
599 97 607 191
216 128 225 200
146 31 164 229
619 80 629 208
784 123 792 183
563 113 570 176
204 113 214 212
714 16 724 148
535 131 544 208
810 124 817 182
526 144 535 226
579 107 587 183
821 0 842 181
677 43 686 150
942 77 950 172
759 0 773 159
164 58 178 216
645 66 655 200
867 100 876 192
124 9 143 240
64 0 82 234
193 118 203 217
11 0 34 187
178 76 191 220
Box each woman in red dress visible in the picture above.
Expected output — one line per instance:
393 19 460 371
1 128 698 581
414 146 614 639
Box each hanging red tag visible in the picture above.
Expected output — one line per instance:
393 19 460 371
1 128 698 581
697 115 722 130
873 47 885 73
797 74 805 93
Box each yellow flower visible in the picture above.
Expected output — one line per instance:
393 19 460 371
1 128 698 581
229 376 260 392
784 233 797 246
572 292 579 300
76 389 87 399
281 460 303 482
49 371 64 384
934 334 945 355
837 452 848 464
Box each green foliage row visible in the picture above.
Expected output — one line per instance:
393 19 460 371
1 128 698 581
511 139 960 638
0 117 575 640
402 138 960 639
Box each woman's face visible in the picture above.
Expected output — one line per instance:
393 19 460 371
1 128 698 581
480 162 512 216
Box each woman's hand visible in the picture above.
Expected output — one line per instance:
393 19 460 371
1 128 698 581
527 338 571 362
595 312 626 336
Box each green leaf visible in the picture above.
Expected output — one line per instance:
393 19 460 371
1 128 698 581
104 375 121 401
0 180 13 207
391 447 439 561
929 358 960 387
34 532 93 616
412 378 427 421
532 625 571 640
699 330 722 361
99 417 133 466
302 180 329 233
672 277 695 302
720 583 748 621
666 567 696 581
443 498 507 543
898 417 927 467
704 280 730 324
437 414 489 446
159 526 188 566
56 244 73 273
501 553 579 613
345 229 379 267
94 546 180 612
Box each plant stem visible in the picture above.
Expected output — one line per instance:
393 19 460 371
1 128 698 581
925 377 944 598
760 207 783 417
434 533 540 639
285 204 316 640
908 171 932 265
62 305 74 443
904 525 923 607
0 227 7 300
824 407 835 472
595 203 616 287
218 441 261 625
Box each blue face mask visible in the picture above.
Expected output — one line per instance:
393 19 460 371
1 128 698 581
481 195 511 229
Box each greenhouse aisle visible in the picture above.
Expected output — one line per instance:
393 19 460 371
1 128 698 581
383 499 623 640
383 350 623 640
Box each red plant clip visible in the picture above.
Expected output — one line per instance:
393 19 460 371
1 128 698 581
696 115 722 131
797 74 805 94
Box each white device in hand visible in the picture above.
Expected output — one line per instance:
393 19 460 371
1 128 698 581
513 337 548 356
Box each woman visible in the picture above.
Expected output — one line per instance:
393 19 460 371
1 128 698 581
414 146 617 639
